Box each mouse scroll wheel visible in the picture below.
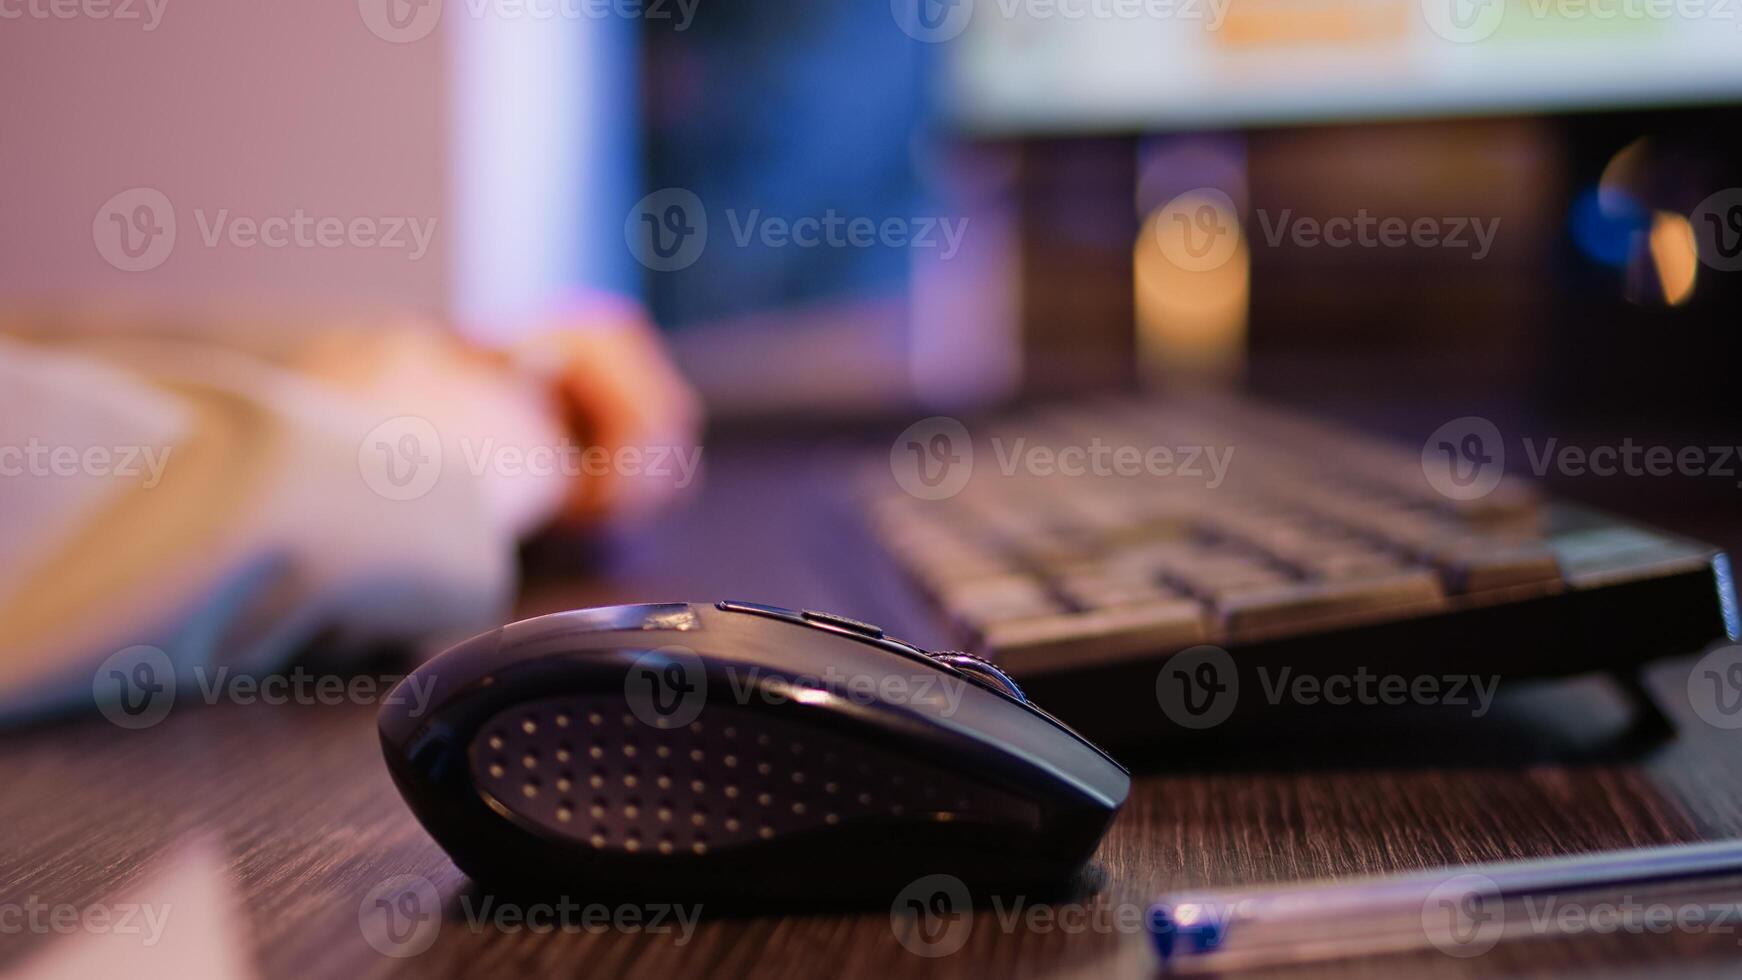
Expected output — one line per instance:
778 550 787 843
929 652 1026 703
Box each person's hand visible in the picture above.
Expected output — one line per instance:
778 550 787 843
508 302 705 528
294 301 704 534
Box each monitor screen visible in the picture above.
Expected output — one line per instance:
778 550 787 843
938 0 1742 133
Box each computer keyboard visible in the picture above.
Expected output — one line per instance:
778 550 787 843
863 396 1738 741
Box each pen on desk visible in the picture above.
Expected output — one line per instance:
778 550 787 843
1149 839 1742 973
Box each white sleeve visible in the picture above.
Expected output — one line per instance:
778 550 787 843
0 335 546 725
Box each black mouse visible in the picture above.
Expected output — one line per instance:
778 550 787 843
379 601 1129 903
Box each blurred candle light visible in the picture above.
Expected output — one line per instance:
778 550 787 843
1648 210 1697 306
1134 191 1250 383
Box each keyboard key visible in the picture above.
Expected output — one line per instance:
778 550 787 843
1549 526 1717 587
1216 571 1445 640
1054 571 1177 610
1162 553 1292 596
980 599 1208 671
940 575 1061 632
1297 549 1409 581
1434 541 1563 594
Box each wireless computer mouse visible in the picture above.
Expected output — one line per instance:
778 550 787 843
379 601 1129 903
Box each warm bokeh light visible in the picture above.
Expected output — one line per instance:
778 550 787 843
1597 137 1650 212
1134 198 1250 383
1649 210 1698 307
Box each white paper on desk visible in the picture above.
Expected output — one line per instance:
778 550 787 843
6 840 257 980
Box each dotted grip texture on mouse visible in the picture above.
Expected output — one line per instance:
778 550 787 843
472 696 1037 857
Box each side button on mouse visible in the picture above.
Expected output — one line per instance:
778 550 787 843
801 609 885 638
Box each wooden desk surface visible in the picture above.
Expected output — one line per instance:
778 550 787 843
3 437 1741 979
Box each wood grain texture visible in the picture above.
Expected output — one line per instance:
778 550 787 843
2 437 1740 978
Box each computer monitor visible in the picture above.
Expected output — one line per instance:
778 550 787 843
640 4 1741 429
897 1 1742 426
944 0 1742 133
